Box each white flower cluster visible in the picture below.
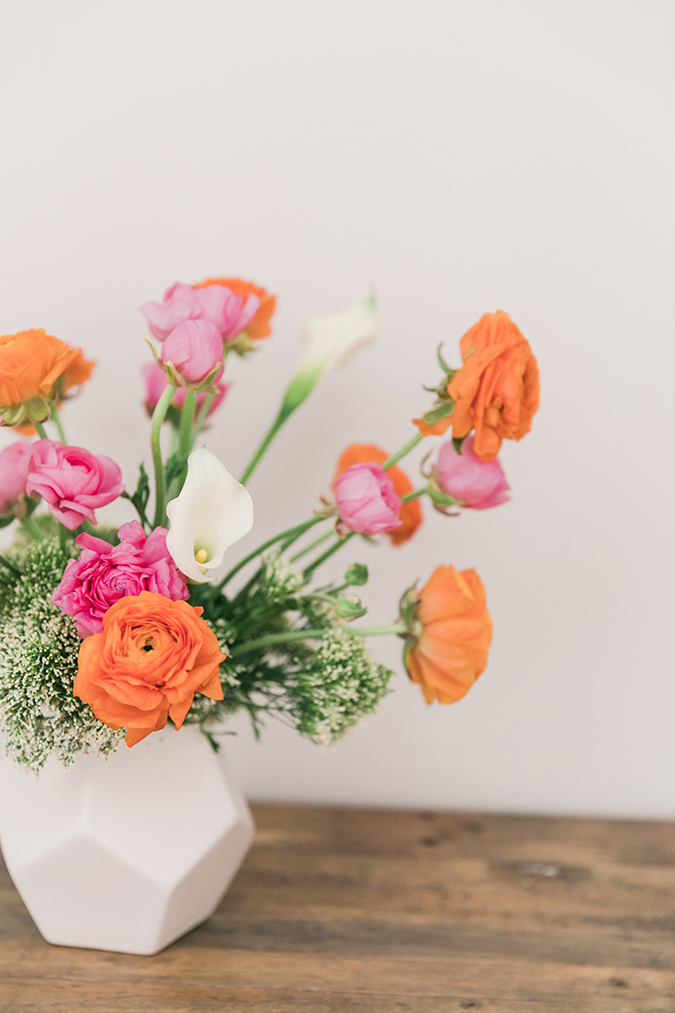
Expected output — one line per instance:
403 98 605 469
259 550 305 603
288 627 393 746
0 539 123 770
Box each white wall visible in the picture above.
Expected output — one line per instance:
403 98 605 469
1 0 673 818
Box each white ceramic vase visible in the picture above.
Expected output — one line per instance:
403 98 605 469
0 724 254 955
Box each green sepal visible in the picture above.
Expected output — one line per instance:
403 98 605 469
426 482 461 508
333 595 368 621
226 332 255 357
421 398 455 428
344 562 368 586
398 584 421 632
436 343 456 376
452 435 466 455
24 397 51 424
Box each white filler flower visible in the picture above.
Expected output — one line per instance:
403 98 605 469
166 447 254 583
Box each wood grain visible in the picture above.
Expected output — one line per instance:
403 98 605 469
1 804 674 1012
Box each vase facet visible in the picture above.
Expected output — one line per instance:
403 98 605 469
0 724 254 954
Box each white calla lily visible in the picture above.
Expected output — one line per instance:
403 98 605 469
240 298 379 484
166 447 254 583
282 298 379 416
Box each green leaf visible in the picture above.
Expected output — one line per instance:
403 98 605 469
344 562 368 586
0 514 15 530
422 398 455 427
121 462 151 529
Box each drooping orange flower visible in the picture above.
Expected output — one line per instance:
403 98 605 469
74 591 225 747
60 348 96 394
193 277 276 340
447 311 539 462
0 329 81 408
405 566 492 704
334 443 422 545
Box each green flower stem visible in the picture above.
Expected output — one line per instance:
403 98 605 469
192 391 215 441
58 524 67 551
290 529 333 562
20 516 45 541
382 432 423 471
303 531 355 581
151 383 177 529
34 421 48 440
49 403 68 443
216 515 326 591
240 408 289 486
401 487 427 504
231 621 407 657
0 554 21 576
178 389 197 459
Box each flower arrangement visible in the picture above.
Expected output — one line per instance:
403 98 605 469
0 284 539 770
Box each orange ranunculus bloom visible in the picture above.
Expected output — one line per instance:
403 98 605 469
334 443 422 545
0 329 82 408
61 348 96 393
447 311 539 463
405 566 492 704
412 414 453 438
194 277 277 340
74 591 225 747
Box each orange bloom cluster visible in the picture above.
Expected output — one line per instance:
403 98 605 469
334 443 422 545
414 311 539 462
194 277 277 341
74 591 225 747
405 566 492 704
0 329 94 408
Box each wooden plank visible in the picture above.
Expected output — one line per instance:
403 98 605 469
1 804 674 1013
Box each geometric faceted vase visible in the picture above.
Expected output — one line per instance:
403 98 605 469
0 724 254 955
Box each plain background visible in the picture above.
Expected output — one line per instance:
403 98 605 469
0 0 673 818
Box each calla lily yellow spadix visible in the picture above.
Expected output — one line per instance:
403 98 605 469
166 447 254 582
240 298 379 484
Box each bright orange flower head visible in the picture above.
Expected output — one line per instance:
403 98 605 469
74 591 225 747
405 566 492 704
334 443 422 545
60 348 96 394
194 277 276 340
447 311 539 462
0 329 83 408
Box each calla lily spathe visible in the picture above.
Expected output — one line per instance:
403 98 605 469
166 447 253 582
281 298 379 418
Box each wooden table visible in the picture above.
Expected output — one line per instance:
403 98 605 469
1 804 674 1012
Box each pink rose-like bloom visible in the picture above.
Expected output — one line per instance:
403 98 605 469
52 520 189 637
26 440 125 530
0 441 34 516
160 319 224 385
437 434 511 509
140 282 260 343
141 361 228 420
335 462 403 535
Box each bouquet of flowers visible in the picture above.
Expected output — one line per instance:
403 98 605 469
0 280 539 771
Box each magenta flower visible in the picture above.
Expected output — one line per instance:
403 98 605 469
140 282 260 343
141 361 228 420
26 440 125 530
437 435 511 509
52 520 189 637
335 462 403 535
160 319 224 385
0 440 34 517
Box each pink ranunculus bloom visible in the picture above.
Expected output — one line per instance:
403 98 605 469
52 520 189 637
437 434 511 509
25 440 125 530
0 440 34 516
141 361 229 420
160 319 224 385
334 462 403 535
140 282 260 343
